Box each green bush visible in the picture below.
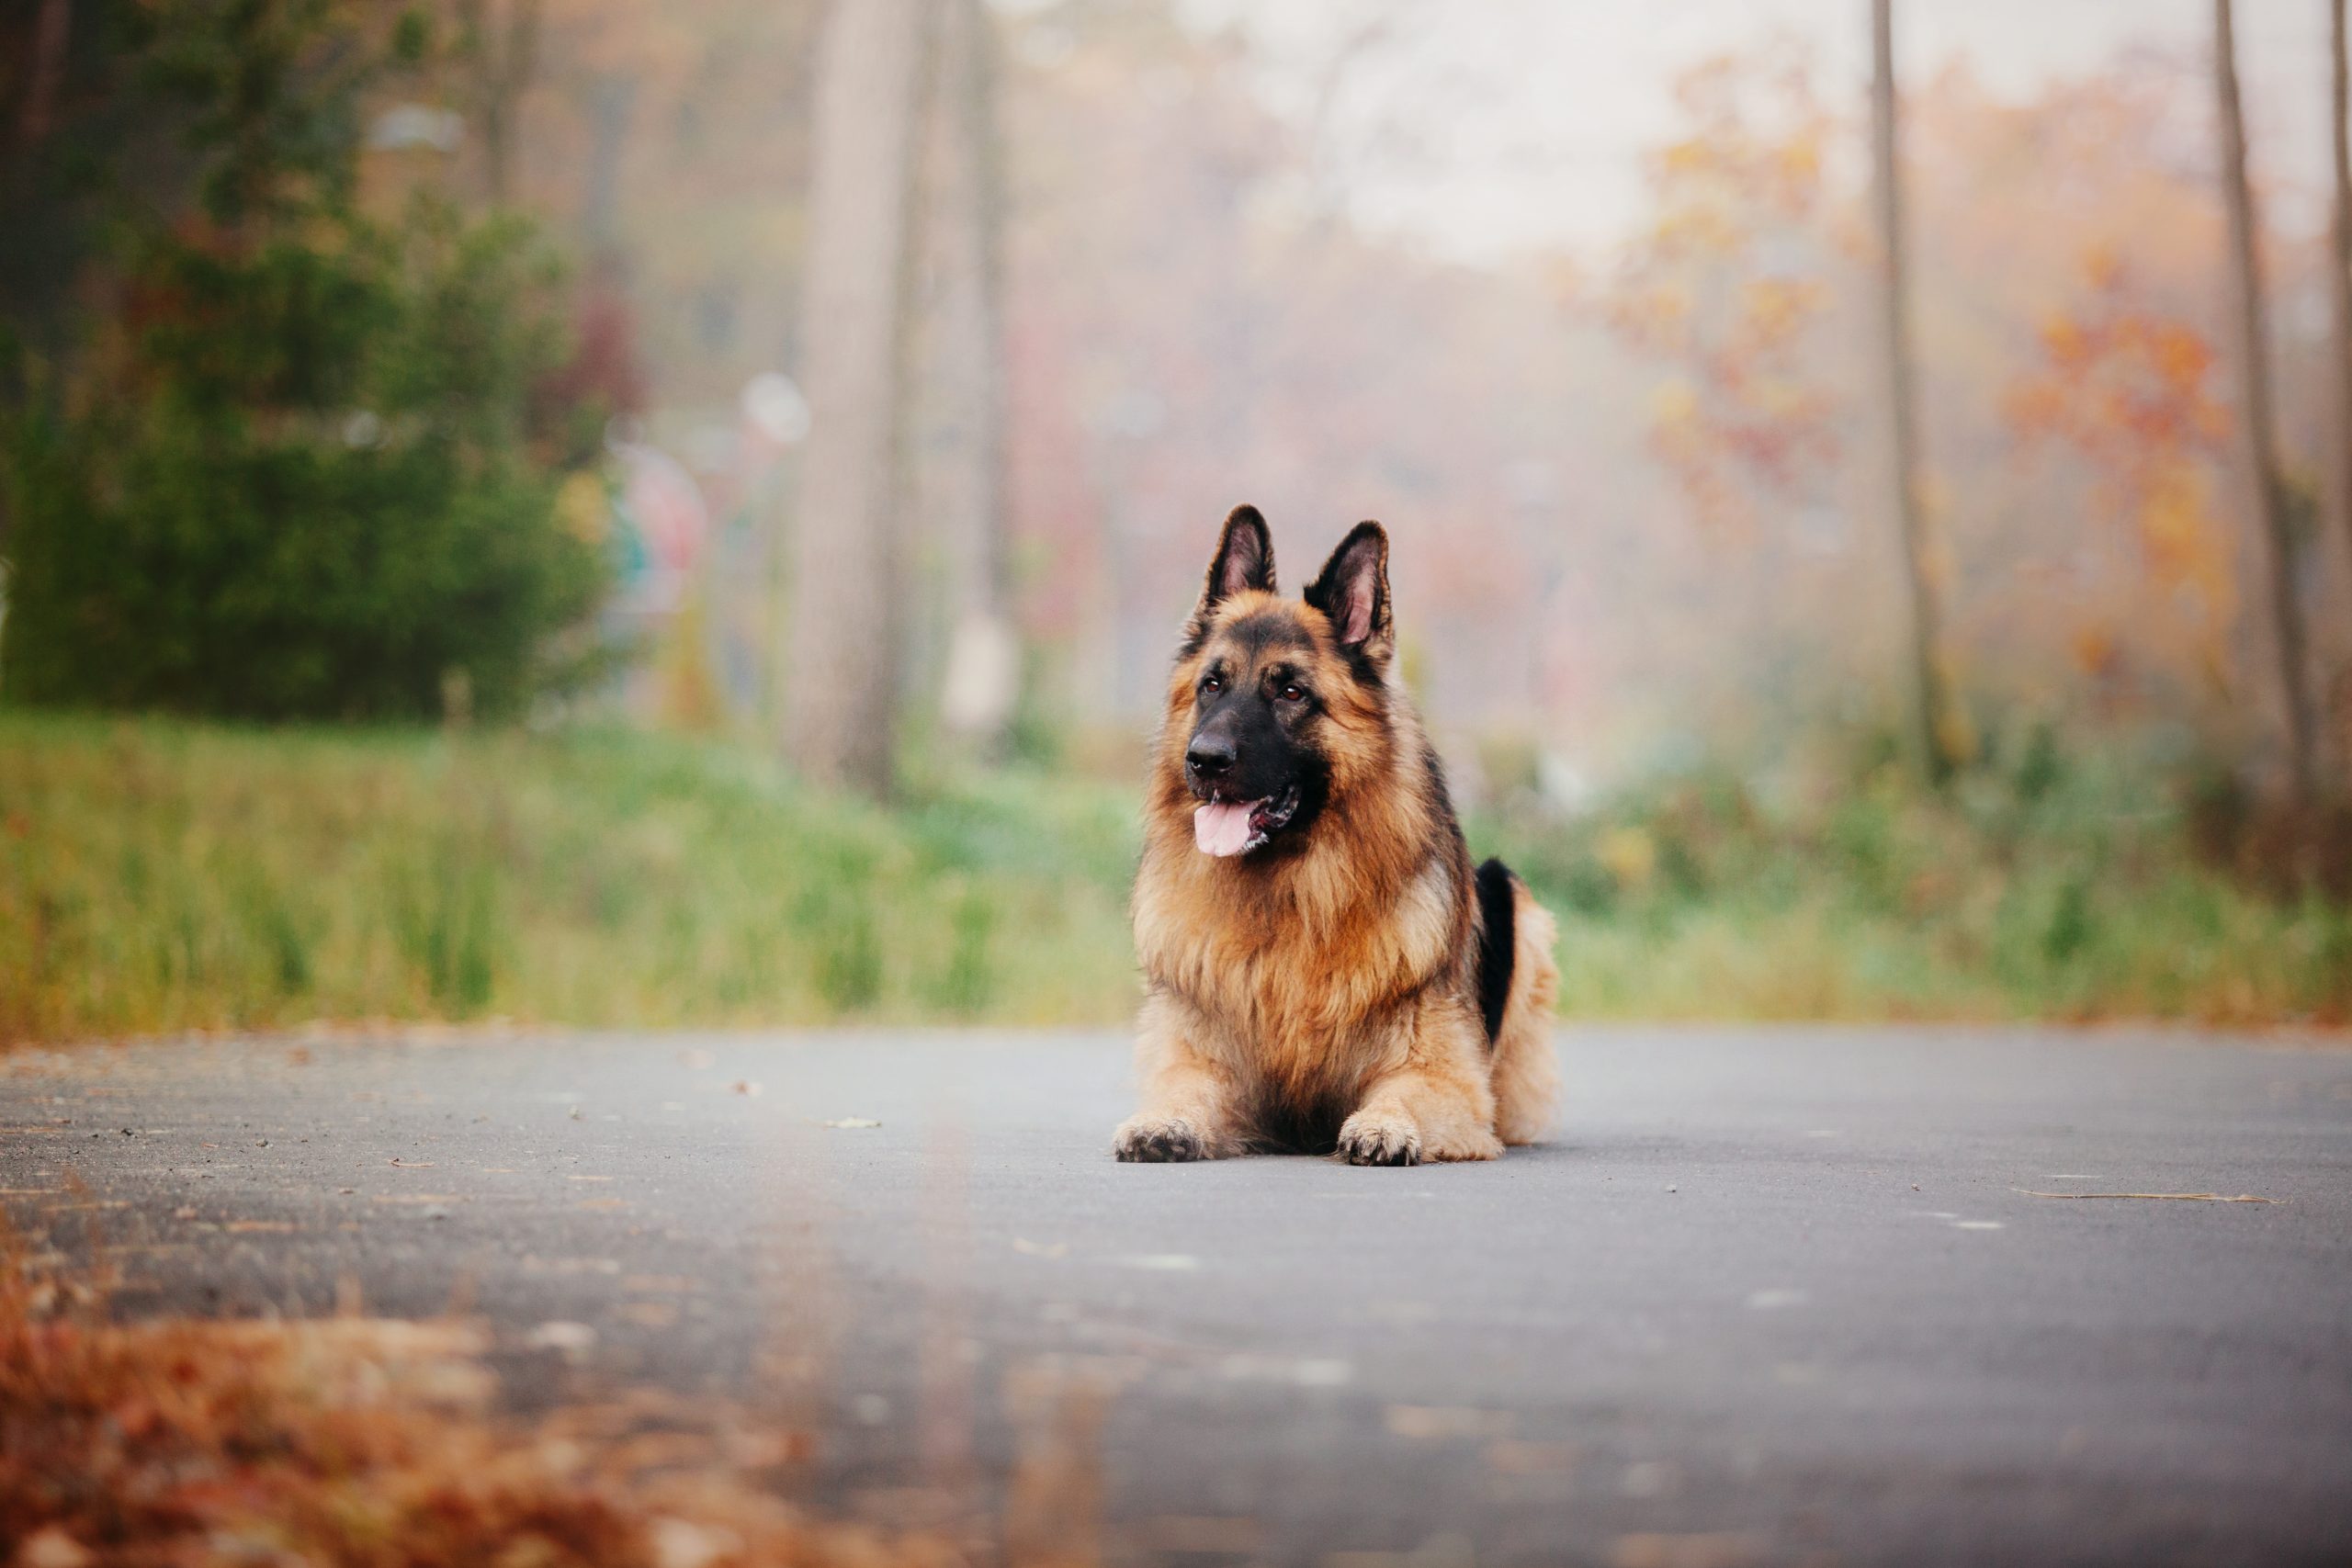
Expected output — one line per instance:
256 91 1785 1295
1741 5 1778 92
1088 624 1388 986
2 212 607 721
0 0 611 723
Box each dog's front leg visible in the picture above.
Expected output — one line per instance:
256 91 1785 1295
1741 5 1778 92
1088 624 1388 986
1336 1005 1501 1167
1114 992 1246 1162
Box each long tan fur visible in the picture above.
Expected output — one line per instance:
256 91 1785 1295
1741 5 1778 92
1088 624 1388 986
1115 519 1560 1166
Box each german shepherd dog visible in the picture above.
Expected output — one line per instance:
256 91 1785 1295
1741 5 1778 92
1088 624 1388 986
1114 506 1560 1165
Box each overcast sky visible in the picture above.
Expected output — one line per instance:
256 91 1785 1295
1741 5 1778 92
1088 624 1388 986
1165 0 2336 264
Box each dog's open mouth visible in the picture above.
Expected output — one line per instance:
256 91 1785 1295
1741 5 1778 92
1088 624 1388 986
1193 784 1301 858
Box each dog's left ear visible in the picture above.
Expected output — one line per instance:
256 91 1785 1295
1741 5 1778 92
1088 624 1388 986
1305 521 1393 667
1200 504 1276 610
1182 505 1277 654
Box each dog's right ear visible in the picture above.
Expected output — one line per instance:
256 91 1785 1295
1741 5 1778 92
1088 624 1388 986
1183 505 1276 649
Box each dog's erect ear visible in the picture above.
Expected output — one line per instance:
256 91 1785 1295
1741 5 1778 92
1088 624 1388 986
1182 506 1276 651
1201 504 1276 609
1305 521 1393 666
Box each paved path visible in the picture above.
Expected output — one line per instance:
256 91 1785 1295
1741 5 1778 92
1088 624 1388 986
6 1027 2350 1566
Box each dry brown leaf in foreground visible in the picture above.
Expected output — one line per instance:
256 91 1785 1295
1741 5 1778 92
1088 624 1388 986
0 1244 959 1567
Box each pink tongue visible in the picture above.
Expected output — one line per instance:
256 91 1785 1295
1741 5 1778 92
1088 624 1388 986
1193 800 1259 857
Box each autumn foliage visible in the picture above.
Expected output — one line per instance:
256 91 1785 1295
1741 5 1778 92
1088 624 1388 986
0 1237 954 1567
1606 48 1844 533
2007 251 2238 690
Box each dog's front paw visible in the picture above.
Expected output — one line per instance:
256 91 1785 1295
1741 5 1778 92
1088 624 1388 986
1114 1116 1209 1163
1336 1111 1421 1167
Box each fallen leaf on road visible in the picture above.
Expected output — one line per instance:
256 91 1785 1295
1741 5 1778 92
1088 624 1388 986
619 1301 680 1328
519 1256 620 1275
1137 1517 1261 1554
2014 1190 2275 1203
729 1081 762 1098
1610 1531 1763 1568
1486 1438 1579 1475
389 1159 435 1168
1385 1404 1513 1440
523 1321 597 1353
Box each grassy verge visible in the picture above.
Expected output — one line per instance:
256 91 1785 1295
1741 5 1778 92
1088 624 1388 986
1478 745 2352 1025
0 714 1140 1043
2 712 2345 1043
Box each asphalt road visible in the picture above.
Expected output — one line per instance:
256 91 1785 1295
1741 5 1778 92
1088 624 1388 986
6 1025 2350 1567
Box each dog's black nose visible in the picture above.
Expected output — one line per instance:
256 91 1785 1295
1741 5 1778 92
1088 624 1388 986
1186 736 1237 777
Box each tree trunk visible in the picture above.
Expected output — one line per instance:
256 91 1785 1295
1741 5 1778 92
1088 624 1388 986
3 0 73 556
460 0 540 205
925 0 1016 755
1869 0 1959 785
785 0 934 795
2335 0 2352 563
581 72 635 251
14 0 71 150
2214 0 2319 799
2327 0 2352 775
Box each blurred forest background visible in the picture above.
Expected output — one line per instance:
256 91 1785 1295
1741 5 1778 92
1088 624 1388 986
4 0 2351 1043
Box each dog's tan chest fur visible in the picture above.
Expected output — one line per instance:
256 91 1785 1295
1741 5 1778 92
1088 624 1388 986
1133 812 1468 1104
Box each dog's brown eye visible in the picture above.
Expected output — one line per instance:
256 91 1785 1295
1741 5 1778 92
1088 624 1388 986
1279 683 1306 705
1202 673 1222 694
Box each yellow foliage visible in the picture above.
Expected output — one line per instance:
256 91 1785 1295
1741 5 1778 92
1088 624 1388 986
2039 316 2087 367
1649 378 1701 426
556 470 610 546
1777 131 1821 185
2070 622 2119 676
1597 826 1657 892
2135 461 2236 667
1658 138 1712 175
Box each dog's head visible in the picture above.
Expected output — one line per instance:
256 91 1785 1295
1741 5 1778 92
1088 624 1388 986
1163 506 1396 860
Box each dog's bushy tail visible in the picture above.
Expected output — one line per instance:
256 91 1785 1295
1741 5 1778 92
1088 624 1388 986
1476 859 1560 1145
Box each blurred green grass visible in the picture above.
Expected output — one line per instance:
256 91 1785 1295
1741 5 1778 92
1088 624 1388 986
2 713 2345 1043
0 714 1141 1043
1476 741 2352 1026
